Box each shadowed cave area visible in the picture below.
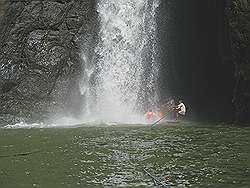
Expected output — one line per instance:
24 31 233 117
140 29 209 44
159 0 237 123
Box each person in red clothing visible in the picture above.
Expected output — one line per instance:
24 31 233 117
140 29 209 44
144 109 157 122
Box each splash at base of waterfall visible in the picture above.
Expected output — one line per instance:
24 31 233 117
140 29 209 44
82 112 147 125
2 119 149 129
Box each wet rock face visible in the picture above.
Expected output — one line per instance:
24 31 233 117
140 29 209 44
227 0 250 123
0 0 97 125
0 0 8 18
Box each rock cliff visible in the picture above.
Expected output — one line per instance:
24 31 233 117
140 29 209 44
0 0 97 125
227 0 250 123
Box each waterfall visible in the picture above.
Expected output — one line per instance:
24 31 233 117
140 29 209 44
83 0 160 123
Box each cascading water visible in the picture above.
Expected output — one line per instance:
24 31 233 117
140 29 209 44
83 0 160 123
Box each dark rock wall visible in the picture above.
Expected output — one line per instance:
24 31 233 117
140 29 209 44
0 0 97 125
0 0 8 18
227 0 250 123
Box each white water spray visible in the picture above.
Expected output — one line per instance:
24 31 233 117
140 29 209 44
83 0 160 123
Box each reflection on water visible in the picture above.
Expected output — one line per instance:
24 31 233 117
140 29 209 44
0 123 250 187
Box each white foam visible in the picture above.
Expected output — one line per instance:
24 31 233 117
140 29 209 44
3 122 56 129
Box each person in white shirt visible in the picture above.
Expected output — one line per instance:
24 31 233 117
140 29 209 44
176 100 186 119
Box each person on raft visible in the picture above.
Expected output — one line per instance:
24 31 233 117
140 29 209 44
144 109 158 122
175 100 186 120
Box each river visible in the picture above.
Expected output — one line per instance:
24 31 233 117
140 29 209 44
0 122 250 187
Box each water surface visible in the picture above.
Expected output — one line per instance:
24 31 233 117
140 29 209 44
0 122 250 187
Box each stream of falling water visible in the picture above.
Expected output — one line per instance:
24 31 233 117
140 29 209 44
82 0 160 123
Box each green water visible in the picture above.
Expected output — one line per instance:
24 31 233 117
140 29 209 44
0 123 250 187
